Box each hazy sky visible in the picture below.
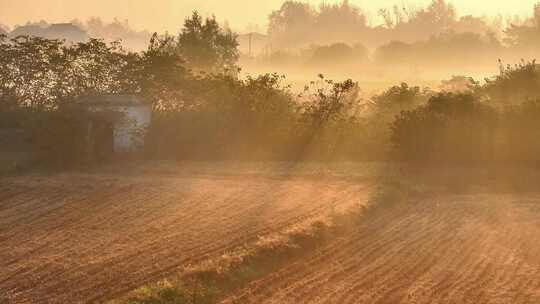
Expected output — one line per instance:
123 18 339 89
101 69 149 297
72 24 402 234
0 0 537 32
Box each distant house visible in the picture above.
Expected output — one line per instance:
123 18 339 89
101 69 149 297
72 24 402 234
46 23 88 42
11 23 88 43
79 95 152 159
10 24 44 37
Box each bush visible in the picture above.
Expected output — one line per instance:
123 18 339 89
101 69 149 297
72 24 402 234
391 93 497 162
374 32 503 68
27 107 92 165
309 42 369 66
146 73 298 160
27 106 122 166
479 60 540 105
498 100 540 161
145 74 372 161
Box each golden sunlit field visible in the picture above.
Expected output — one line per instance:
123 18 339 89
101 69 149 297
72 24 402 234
4 0 540 303
223 194 540 304
0 162 371 303
2 163 540 303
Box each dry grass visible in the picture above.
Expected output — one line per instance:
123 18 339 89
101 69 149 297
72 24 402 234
113 216 340 304
220 167 540 304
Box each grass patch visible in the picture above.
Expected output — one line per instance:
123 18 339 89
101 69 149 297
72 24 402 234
109 214 356 304
109 167 427 304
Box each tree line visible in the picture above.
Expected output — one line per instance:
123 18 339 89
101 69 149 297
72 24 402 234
247 1 540 71
2 11 540 165
265 0 532 50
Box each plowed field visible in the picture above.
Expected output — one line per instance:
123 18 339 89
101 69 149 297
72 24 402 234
0 170 370 303
222 194 540 304
4 164 540 304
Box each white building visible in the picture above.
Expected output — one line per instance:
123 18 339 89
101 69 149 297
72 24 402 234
79 94 151 156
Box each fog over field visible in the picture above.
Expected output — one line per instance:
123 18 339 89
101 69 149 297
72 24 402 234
2 0 538 91
3 1 540 304
0 0 537 32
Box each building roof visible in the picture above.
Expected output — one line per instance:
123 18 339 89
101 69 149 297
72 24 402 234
11 25 44 37
10 23 88 42
78 94 150 107
50 23 79 29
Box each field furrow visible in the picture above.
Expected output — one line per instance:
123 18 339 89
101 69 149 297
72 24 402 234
221 194 540 304
0 173 370 303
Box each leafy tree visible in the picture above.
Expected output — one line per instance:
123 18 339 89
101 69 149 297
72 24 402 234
0 34 192 164
301 76 358 126
0 36 72 110
296 76 361 159
175 11 239 72
504 3 540 51
359 0 458 44
500 99 540 161
419 0 457 29
136 33 188 110
374 31 503 68
268 0 367 48
480 60 540 105
61 39 140 98
0 35 142 110
391 93 497 162
268 1 315 48
147 72 297 160
372 83 429 115
82 17 152 51
309 43 368 66
373 40 413 65
356 83 431 159
440 76 477 93
314 0 368 42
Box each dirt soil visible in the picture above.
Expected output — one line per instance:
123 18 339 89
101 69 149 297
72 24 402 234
0 167 370 303
4 163 540 304
221 193 540 304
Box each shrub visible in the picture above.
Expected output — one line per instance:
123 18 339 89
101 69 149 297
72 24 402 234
390 93 497 162
498 99 540 161
479 60 540 105
27 106 122 166
27 107 92 165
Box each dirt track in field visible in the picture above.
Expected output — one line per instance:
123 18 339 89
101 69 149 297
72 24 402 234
0 170 370 303
222 193 540 304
